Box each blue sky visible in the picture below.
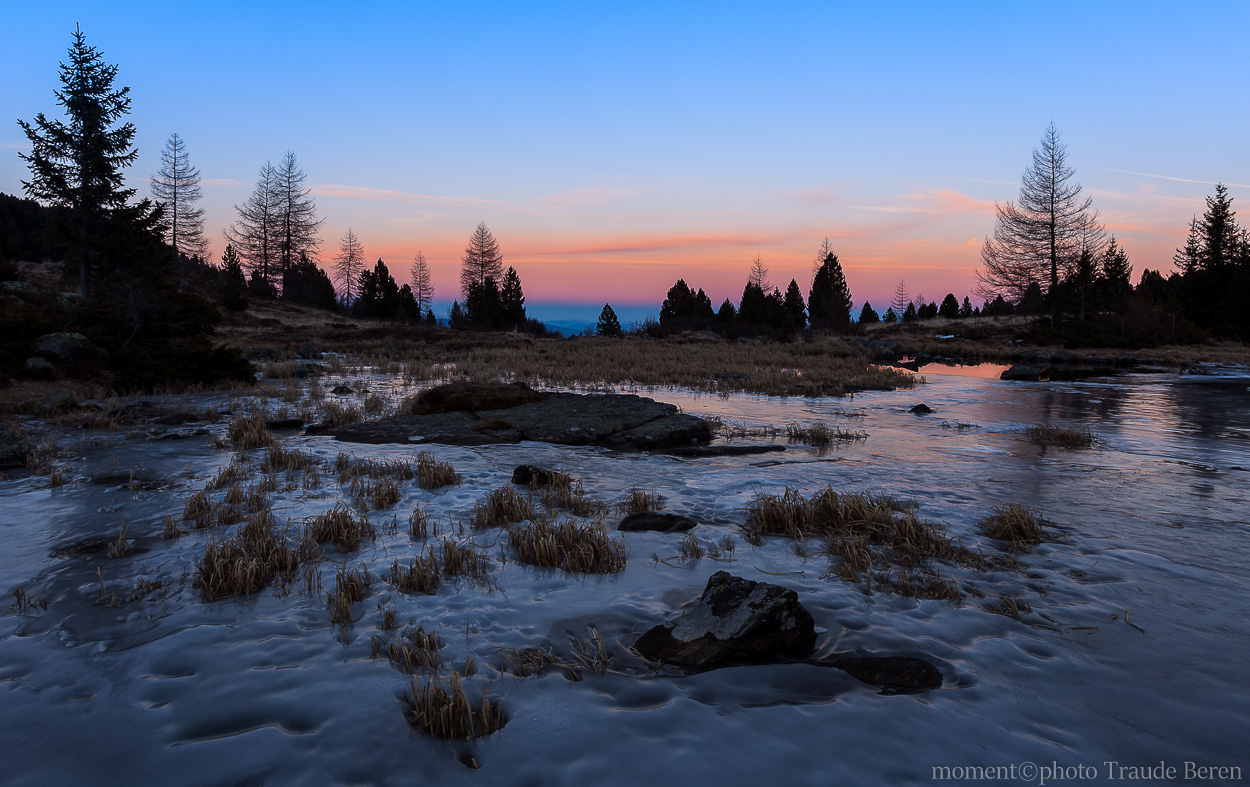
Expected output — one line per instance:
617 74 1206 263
3 2 1248 319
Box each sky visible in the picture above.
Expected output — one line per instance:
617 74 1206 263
2 2 1248 321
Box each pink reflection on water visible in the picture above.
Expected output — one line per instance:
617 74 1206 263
918 362 1011 380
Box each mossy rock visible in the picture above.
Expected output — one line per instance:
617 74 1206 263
407 381 548 415
0 426 34 469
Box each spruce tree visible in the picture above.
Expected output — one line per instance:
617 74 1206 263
597 304 623 337
783 279 807 330
499 266 526 328
858 302 879 324
808 251 853 332
18 25 161 300
938 293 960 319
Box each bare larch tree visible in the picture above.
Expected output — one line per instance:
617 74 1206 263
976 122 1104 324
748 254 770 291
224 162 282 284
150 132 207 261
274 151 322 281
460 222 504 299
334 227 365 304
410 251 434 314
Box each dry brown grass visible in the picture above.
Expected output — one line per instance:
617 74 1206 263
783 421 867 445
335 452 415 482
408 505 432 539
437 538 493 582
679 531 704 561
304 503 379 552
363 392 387 414
373 624 444 673
388 556 442 595
471 486 537 528
10 585 45 615
194 511 300 601
537 473 608 516
228 413 276 450
327 563 371 631
415 450 461 489
262 443 320 476
496 646 559 678
745 486 984 601
320 400 364 428
979 503 1050 551
566 625 612 677
397 337 915 397
1026 423 1095 448
506 516 627 574
618 487 664 514
401 671 507 740
206 459 248 490
349 476 403 510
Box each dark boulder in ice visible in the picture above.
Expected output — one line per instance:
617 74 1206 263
832 656 943 694
511 464 557 487
1000 364 1042 382
618 512 697 532
909 403 933 414
634 571 816 668
330 384 355 395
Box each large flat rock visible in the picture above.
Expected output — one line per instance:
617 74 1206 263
324 383 711 451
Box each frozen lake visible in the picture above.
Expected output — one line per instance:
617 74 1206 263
2 366 1248 785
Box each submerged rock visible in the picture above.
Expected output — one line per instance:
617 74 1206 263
330 384 355 395
909 403 934 414
633 571 816 668
832 656 943 694
618 512 697 532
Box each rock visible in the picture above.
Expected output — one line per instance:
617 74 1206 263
330 384 355 395
34 391 77 416
2 280 44 299
511 465 556 487
909 403 933 414
619 512 697 533
1000 364 1041 382
0 426 34 469
832 656 943 694
407 381 546 414
633 571 816 669
660 444 786 458
329 383 714 453
33 332 107 365
24 357 54 378
266 417 305 430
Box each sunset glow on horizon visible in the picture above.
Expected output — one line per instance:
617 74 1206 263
3 2 1248 317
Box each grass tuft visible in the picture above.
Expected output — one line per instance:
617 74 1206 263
415 450 461 489
228 413 276 450
472 486 537 528
506 516 627 574
618 487 664 514
388 556 442 595
1026 423 1094 448
978 503 1050 551
401 671 507 740
305 503 379 552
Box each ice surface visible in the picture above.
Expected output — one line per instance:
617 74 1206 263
1 368 1248 785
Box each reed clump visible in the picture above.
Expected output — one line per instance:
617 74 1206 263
438 538 493 582
1026 423 1095 448
388 556 442 595
373 624 444 673
496 647 560 678
978 503 1050 551
745 486 982 601
506 516 627 574
408 505 432 539
327 563 371 631
262 443 319 476
538 473 608 516
228 413 275 450
784 421 867 445
321 401 364 428
305 503 378 552
194 512 299 601
350 475 403 510
335 452 415 482
401 671 507 740
472 486 537 528
618 487 664 514
415 451 461 489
